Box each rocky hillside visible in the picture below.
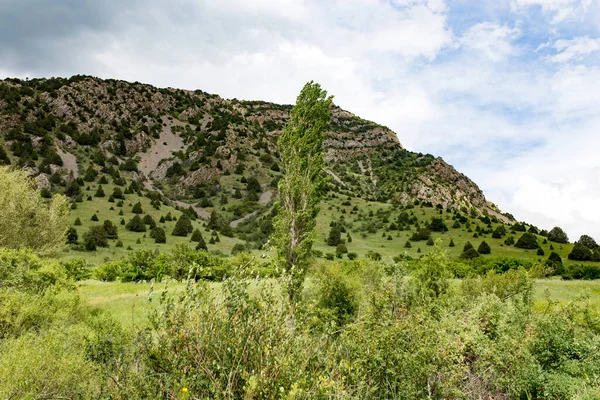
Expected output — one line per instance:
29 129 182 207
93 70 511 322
0 75 506 221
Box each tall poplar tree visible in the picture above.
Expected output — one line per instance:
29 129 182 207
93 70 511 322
272 81 332 300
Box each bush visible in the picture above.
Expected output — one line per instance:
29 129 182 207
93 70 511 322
126 215 146 232
492 225 507 238
460 248 480 260
336 243 348 254
153 227 166 244
548 226 569 244
103 220 118 239
231 243 246 255
142 214 156 229
515 232 539 249
562 264 600 280
429 217 448 232
62 259 91 281
327 223 342 246
410 228 431 241
568 242 592 261
131 201 143 214
477 241 491 254
172 214 193 237
94 261 122 282
66 227 78 244
463 241 474 252
83 226 108 250
94 185 105 197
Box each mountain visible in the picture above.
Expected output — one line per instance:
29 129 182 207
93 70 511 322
7 75 583 265
0 75 503 212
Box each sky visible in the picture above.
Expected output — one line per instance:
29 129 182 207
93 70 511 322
1 0 599 241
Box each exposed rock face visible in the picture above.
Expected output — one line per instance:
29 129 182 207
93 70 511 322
36 173 50 191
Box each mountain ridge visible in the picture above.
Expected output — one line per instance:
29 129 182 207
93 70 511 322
0 74 506 221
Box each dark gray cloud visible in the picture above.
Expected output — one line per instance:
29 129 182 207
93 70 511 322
0 0 139 73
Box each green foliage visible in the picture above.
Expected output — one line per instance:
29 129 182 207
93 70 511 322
578 234 598 250
0 166 70 255
515 232 539 249
336 243 348 254
131 201 143 214
83 226 109 251
66 226 78 244
568 242 593 261
492 225 507 238
326 222 342 246
94 184 105 197
272 81 332 300
153 227 166 244
477 241 491 254
172 214 193 236
125 215 146 232
460 247 480 260
429 217 448 232
103 219 118 239
410 228 431 241
548 226 569 244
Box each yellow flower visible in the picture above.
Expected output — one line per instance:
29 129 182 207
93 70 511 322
181 387 188 393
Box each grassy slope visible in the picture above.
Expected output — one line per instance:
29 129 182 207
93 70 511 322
62 182 245 265
313 196 580 264
64 183 590 267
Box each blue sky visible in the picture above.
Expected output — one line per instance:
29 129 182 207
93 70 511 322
1 0 600 240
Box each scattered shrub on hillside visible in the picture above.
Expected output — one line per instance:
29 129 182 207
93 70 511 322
477 241 491 254
548 226 569 244
492 225 507 238
153 227 166 244
66 227 78 244
94 185 105 198
172 214 193 237
326 223 342 246
131 201 143 214
410 228 431 241
568 242 593 261
515 232 539 249
429 217 448 232
83 226 108 251
460 248 480 260
103 220 118 239
126 215 146 232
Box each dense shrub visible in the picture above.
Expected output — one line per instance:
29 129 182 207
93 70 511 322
478 241 491 254
568 242 593 261
548 226 569 244
562 264 600 280
83 226 108 250
410 228 431 241
429 217 448 232
125 215 146 232
172 214 193 237
515 232 539 249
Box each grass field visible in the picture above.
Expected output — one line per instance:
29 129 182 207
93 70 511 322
78 277 600 329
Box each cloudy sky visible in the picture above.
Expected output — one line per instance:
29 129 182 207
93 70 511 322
1 0 599 240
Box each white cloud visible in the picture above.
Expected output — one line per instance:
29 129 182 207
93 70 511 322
512 0 593 23
460 22 520 61
549 36 600 62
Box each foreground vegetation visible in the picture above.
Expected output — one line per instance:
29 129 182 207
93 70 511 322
3 247 600 399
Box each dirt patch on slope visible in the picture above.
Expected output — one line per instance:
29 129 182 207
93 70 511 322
56 146 78 178
138 116 191 178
